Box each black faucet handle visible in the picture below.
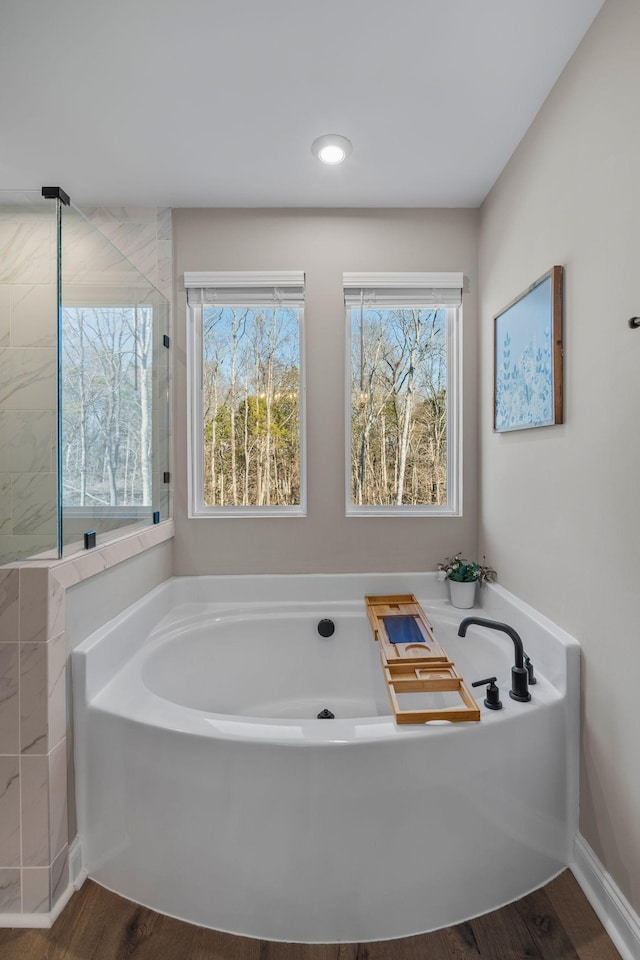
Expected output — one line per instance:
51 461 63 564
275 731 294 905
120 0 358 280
524 654 537 684
471 677 502 710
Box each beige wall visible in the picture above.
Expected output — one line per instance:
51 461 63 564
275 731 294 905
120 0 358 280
479 0 640 912
172 208 479 574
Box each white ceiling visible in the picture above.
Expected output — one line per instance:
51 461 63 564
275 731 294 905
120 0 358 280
0 0 605 208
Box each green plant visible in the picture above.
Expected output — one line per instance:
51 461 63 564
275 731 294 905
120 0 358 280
436 553 496 586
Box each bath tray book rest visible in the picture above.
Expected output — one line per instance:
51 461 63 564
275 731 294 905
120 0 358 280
365 594 480 724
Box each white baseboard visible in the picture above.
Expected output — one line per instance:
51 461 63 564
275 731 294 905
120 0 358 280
68 835 87 890
0 881 75 930
572 833 640 960
0 912 53 929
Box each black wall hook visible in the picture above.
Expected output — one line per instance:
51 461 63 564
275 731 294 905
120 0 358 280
628 317 640 329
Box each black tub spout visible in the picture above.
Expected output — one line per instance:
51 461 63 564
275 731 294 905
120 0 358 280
458 617 531 703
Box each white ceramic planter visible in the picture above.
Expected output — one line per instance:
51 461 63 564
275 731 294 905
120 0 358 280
448 579 477 608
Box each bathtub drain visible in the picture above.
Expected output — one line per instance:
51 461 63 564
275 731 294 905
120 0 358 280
317 708 335 719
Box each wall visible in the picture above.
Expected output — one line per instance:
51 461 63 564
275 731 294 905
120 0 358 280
0 523 172 918
0 198 58 564
81 205 172 303
173 208 479 574
479 0 640 913
0 564 66 914
65 540 172 652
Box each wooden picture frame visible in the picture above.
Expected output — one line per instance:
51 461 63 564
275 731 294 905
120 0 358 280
494 266 563 432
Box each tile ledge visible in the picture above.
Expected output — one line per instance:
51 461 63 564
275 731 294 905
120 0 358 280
3 521 173 589
63 518 173 563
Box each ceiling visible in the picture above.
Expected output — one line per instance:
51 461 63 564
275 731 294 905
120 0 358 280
0 0 605 208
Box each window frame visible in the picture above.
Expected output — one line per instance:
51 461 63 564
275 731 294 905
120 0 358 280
343 273 462 517
186 272 307 518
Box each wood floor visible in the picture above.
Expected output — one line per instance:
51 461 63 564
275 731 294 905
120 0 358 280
0 870 621 960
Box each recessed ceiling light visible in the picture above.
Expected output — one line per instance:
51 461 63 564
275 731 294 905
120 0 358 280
311 134 353 165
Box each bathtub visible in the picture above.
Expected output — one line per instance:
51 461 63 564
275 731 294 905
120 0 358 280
72 573 580 943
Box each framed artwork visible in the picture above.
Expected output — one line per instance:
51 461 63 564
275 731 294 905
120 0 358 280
494 266 563 432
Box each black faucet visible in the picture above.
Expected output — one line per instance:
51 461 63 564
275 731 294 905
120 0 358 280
457 617 531 702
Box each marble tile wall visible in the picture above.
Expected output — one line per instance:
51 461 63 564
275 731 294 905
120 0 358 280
0 520 173 917
0 564 68 914
0 211 58 566
80 206 173 302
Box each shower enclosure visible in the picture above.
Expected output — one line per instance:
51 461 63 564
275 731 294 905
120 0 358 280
0 188 170 565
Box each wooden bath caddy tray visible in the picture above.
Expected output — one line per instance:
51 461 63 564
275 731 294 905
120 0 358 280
365 595 480 725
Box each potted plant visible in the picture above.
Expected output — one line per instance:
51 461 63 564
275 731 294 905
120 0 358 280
436 553 497 609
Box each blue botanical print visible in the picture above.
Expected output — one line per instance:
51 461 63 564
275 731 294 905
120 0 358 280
495 277 554 431
496 329 552 430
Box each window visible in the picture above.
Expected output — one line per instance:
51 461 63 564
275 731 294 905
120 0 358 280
344 272 462 516
62 305 154 512
186 272 306 516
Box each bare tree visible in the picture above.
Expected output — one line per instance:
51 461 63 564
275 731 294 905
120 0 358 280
351 307 447 507
62 305 156 509
201 304 301 508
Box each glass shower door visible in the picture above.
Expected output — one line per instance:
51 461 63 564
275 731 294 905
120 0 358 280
60 203 170 551
0 190 59 563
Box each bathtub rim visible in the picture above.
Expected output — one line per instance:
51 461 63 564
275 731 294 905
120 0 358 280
73 573 579 747
73 572 580 694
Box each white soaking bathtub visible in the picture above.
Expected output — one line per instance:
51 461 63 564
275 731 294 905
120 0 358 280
72 573 580 943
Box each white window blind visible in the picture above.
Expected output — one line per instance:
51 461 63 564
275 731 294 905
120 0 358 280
185 271 305 306
343 272 463 308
